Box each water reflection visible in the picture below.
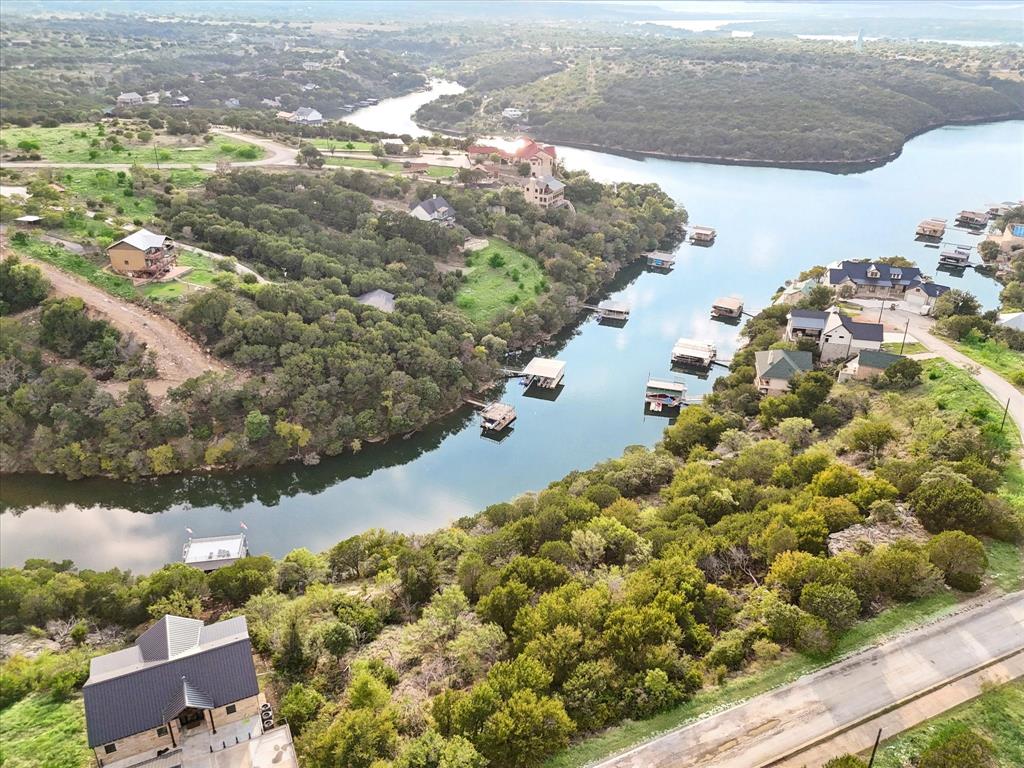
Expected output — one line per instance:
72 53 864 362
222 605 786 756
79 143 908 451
2 119 1021 571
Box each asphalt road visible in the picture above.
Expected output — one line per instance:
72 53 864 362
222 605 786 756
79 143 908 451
595 591 1024 768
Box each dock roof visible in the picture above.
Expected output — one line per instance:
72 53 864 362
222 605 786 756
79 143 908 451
522 357 565 380
183 534 247 565
646 378 686 393
713 296 743 311
672 338 716 357
598 299 630 313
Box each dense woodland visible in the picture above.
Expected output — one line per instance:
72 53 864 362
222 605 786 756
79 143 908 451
0 167 683 479
414 38 1024 165
2 295 1021 767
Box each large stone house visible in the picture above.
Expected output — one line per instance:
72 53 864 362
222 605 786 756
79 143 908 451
825 261 925 300
83 615 296 768
107 229 176 278
116 92 143 107
523 175 566 209
467 136 557 177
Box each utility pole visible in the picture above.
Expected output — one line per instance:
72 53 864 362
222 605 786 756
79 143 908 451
899 317 910 355
153 145 160 170
867 727 883 766
1000 397 1011 433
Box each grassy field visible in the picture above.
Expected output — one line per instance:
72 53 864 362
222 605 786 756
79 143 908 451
882 340 928 355
0 693 91 768
1 124 262 164
13 237 135 300
952 335 1024 389
870 679 1024 768
311 138 375 152
985 540 1023 593
323 155 457 177
455 239 546 324
140 250 222 301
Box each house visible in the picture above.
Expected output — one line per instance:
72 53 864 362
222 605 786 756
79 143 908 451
502 107 524 120
261 97 281 108
785 308 830 342
820 307 884 363
904 280 950 310
467 144 506 164
182 534 249 572
116 92 143 107
776 278 818 306
107 229 176 277
83 615 296 768
224 98 240 109
143 91 161 105
838 349 905 382
998 312 1024 332
171 95 190 108
381 137 406 155
825 261 925 300
289 107 323 125
410 195 455 225
513 138 556 176
357 288 396 313
754 349 814 396
523 175 565 208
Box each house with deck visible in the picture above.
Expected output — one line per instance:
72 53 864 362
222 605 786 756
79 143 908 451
754 349 813 396
838 349 905 382
107 229 176 278
116 92 143 107
785 308 830 343
825 261 926 301
83 615 296 768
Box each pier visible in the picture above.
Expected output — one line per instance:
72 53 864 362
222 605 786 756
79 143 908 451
711 296 744 319
671 338 717 368
690 226 717 245
584 299 630 322
645 251 676 270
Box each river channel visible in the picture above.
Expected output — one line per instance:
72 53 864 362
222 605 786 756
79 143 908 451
1 85 1021 572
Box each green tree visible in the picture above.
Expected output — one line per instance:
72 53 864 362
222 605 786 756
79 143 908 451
477 690 573 768
303 706 398 768
799 582 860 633
0 256 49 314
918 723 994 768
933 289 980 318
879 357 922 389
823 757 868 768
395 730 485 768
208 556 276 605
910 470 988 534
926 531 987 591
244 410 271 441
279 682 325 734
476 580 532 635
397 547 439 607
843 417 897 462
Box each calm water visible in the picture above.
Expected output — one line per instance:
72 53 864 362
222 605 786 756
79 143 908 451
2 102 1021 571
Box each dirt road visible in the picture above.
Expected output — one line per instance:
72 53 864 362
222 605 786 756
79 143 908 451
594 591 1024 768
12 251 236 397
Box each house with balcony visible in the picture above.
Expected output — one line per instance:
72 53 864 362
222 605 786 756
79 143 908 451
819 307 884 363
523 175 566 209
83 615 296 768
107 229 176 278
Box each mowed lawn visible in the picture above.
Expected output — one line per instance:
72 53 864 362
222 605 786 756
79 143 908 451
1 124 262 164
0 693 91 768
871 679 1024 768
455 239 546 324
311 138 375 152
140 250 224 301
324 155 457 177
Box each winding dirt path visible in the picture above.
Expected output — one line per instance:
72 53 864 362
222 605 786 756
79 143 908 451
5 245 238 397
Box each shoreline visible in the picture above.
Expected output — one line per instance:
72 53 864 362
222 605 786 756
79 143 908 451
419 111 1024 175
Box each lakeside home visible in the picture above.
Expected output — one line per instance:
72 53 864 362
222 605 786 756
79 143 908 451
754 348 813 396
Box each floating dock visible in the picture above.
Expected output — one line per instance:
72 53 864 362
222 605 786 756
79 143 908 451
671 338 717 368
646 251 676 270
939 247 971 267
480 402 516 432
955 210 989 229
690 226 716 245
183 533 249 572
711 296 744 318
915 218 946 239
645 378 686 412
520 357 566 389
596 299 630 322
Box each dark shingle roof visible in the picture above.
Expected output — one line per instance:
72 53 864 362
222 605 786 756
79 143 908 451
857 349 904 370
916 282 950 298
755 349 814 381
411 196 453 217
829 261 922 287
838 314 884 342
84 616 257 747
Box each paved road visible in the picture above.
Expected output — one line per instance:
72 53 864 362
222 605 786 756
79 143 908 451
775 649 1024 767
595 591 1024 768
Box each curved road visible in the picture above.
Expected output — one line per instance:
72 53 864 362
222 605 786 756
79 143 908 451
596 591 1024 768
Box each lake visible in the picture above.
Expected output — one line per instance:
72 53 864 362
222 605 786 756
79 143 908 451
2 95 1021 572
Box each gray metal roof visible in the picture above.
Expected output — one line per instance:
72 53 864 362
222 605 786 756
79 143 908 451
111 228 170 252
84 616 258 747
161 676 215 723
857 349 904 370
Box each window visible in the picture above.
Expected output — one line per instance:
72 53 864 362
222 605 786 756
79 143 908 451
157 726 168 737
225 704 237 715
104 744 117 754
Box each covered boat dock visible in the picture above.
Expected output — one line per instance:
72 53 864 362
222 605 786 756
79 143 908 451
520 357 566 389
671 338 717 368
